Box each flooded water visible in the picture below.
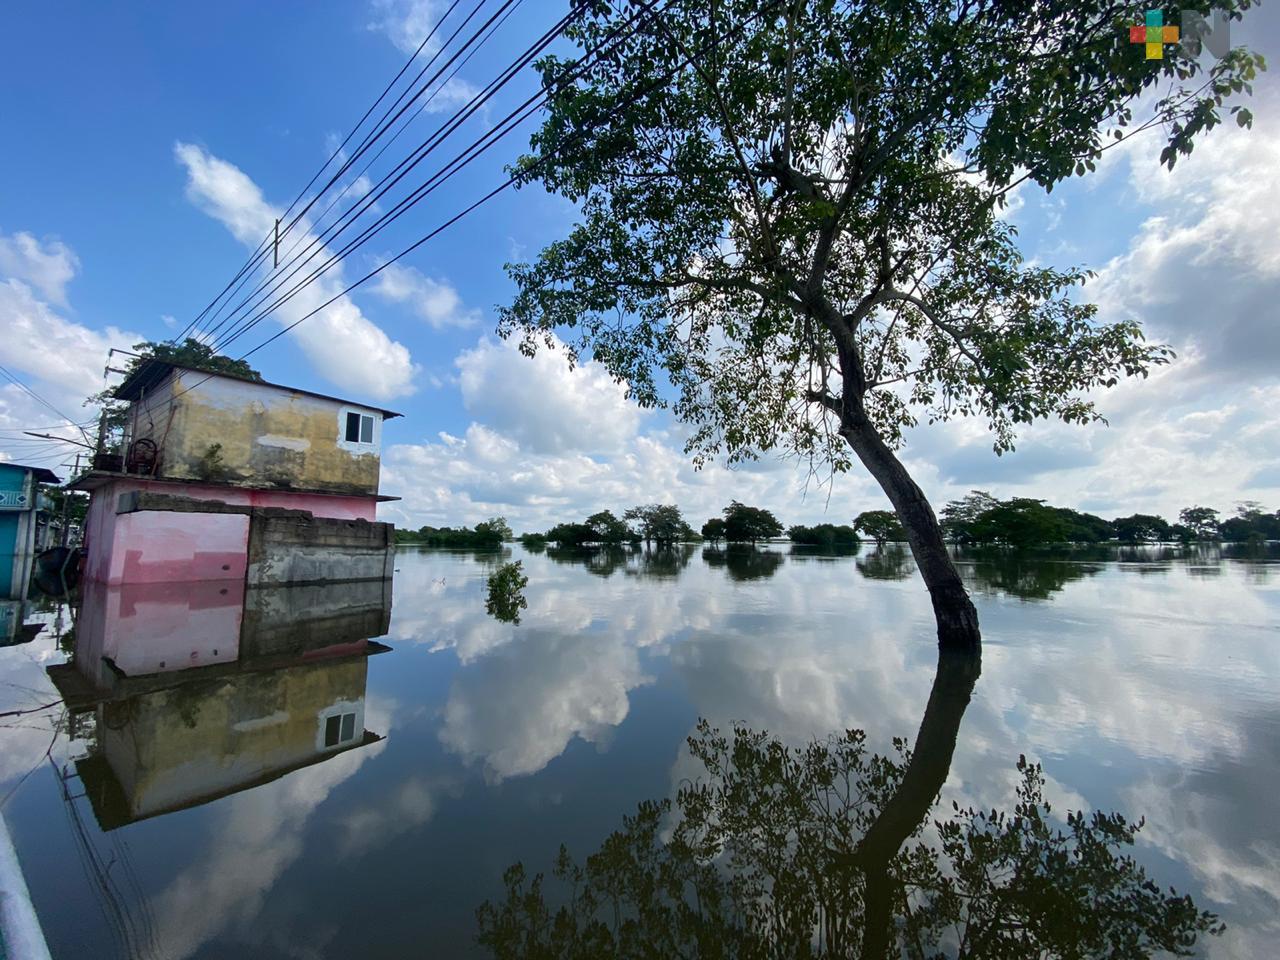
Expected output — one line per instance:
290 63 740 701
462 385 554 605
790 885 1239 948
1 543 1277 958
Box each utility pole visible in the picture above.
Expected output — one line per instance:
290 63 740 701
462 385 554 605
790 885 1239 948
60 453 82 547
274 218 280 268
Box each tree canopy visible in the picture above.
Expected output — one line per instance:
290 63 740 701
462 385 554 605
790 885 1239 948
721 500 784 542
624 504 697 545
499 0 1261 649
854 509 904 546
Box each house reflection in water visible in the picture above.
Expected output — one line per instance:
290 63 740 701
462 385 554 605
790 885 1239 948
47 578 392 829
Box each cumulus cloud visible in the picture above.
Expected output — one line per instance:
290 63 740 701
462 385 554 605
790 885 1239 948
0 229 79 306
372 262 480 329
368 0 449 55
1088 94 1280 382
0 238 144 460
174 142 420 401
454 335 643 456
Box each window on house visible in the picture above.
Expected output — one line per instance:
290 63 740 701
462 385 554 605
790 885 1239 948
324 711 358 747
345 412 375 444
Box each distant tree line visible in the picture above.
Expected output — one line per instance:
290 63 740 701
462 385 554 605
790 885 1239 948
402 498 1279 551
395 517 512 547
940 492 1280 546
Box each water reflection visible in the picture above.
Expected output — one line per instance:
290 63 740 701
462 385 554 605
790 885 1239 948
49 578 392 830
856 543 916 580
2 542 1276 958
701 545 786 580
478 650 1223 959
955 548 1105 601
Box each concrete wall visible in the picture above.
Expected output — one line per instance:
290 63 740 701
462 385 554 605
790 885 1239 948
241 579 392 659
126 369 386 496
246 513 395 586
81 478 381 585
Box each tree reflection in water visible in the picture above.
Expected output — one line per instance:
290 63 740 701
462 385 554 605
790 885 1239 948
702 547 786 581
954 549 1105 601
476 651 1221 958
855 544 915 581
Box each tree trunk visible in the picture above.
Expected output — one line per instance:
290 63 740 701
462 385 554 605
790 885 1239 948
853 648 982 956
840 404 981 652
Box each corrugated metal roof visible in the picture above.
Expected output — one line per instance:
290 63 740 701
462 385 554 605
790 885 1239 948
113 359 403 419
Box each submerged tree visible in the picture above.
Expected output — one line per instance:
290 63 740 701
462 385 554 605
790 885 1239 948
500 0 1261 649
477 652 1220 958
485 560 529 624
624 504 697 546
722 500 785 543
854 510 904 547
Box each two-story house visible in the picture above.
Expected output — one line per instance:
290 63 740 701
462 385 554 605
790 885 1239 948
72 359 401 587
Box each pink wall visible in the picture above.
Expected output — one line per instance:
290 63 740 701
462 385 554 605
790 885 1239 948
76 578 244 680
82 477 379 585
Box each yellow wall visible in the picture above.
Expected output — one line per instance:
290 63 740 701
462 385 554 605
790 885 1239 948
100 657 369 817
127 370 384 496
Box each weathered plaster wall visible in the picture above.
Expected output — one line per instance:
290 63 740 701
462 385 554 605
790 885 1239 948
82 478 378 585
97 476 376 521
247 514 395 586
98 657 369 819
75 578 245 682
146 371 385 495
240 579 392 659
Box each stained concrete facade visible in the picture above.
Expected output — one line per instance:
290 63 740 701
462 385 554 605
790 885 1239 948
120 363 400 497
78 481 390 586
74 361 400 588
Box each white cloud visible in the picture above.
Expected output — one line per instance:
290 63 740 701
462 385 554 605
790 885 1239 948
455 335 644 456
368 0 448 55
372 262 480 328
0 229 79 307
0 248 144 461
174 142 421 401
1088 95 1280 381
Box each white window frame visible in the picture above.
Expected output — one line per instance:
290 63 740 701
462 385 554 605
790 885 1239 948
336 406 381 453
316 698 364 750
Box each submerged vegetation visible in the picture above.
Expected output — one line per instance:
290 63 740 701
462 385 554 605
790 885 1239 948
396 517 513 547
485 560 529 624
417 499 1278 553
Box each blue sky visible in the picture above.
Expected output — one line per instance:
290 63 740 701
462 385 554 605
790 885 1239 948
2 0 1278 532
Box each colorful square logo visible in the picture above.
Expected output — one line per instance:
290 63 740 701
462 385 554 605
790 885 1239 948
1130 9 1180 59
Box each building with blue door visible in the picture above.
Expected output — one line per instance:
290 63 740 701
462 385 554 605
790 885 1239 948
0 462 60 602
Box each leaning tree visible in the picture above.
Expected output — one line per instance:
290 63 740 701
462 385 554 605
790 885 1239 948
499 0 1261 649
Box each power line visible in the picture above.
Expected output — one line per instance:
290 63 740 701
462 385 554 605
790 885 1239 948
190 1 493 347
232 0 773 361
207 0 596 354
171 0 474 345
200 0 534 349
246 0 526 327
106 0 776 432
0 365 92 445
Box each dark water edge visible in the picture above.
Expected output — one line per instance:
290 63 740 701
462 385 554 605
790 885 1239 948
0 543 1276 958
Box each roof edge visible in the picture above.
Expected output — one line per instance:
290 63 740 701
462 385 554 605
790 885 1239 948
113 359 403 419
